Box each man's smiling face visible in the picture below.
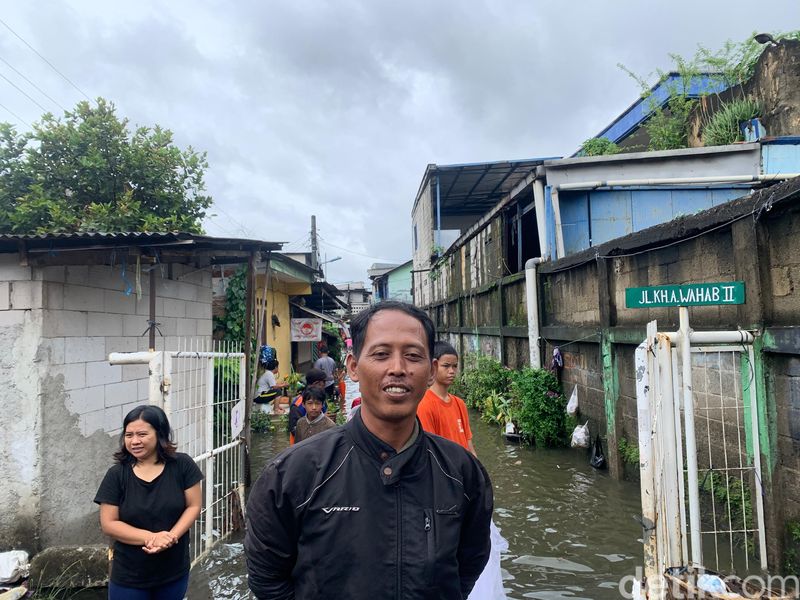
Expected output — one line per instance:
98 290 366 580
346 309 434 425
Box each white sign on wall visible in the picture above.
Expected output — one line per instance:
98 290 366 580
230 398 245 439
291 318 323 342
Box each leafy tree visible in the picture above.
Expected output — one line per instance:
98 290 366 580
0 98 211 234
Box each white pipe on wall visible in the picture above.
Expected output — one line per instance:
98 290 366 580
533 179 547 257
556 173 800 191
678 308 703 566
525 257 545 368
636 327 659 588
551 188 566 259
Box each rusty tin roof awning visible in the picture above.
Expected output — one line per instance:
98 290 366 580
0 231 284 266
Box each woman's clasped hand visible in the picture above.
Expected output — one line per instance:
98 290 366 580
143 530 179 553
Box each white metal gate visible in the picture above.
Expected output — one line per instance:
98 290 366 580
109 340 246 565
636 309 767 589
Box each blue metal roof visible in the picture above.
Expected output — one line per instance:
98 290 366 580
592 72 729 145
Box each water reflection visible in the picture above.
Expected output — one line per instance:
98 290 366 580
188 413 644 599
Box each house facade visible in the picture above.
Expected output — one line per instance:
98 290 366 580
369 260 413 303
0 232 279 554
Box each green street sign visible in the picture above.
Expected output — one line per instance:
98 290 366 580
625 281 745 309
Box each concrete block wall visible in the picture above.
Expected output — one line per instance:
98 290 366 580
542 263 601 327
0 254 216 551
616 344 640 446
771 355 800 525
38 263 213 438
0 255 44 552
768 209 800 324
613 230 738 329
555 342 605 436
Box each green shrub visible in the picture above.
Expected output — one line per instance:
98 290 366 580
618 437 640 465
480 390 516 426
458 354 512 410
509 368 567 447
785 520 800 575
699 471 754 553
702 98 761 147
250 410 272 433
580 137 621 157
646 96 695 151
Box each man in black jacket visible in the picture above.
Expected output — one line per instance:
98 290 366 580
244 301 493 599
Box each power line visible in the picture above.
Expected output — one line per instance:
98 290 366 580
0 18 92 103
210 203 257 238
0 101 30 127
203 213 240 237
318 235 403 263
0 70 49 113
0 54 68 111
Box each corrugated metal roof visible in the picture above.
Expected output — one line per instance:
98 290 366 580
412 157 558 217
0 231 284 254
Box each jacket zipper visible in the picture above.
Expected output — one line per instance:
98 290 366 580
424 509 434 585
396 484 402 599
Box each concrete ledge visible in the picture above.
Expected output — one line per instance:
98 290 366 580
29 545 108 589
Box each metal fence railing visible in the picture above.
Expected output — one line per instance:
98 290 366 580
636 312 768 593
109 340 246 566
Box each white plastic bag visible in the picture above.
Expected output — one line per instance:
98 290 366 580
570 421 590 448
566 386 578 416
697 574 728 594
467 520 508 600
0 550 29 584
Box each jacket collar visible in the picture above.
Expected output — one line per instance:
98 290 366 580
345 409 426 486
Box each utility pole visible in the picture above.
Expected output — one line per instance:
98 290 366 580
310 215 319 272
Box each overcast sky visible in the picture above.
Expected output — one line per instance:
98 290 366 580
2 1 797 284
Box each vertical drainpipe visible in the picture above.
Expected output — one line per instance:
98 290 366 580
552 187 566 259
516 202 523 271
525 257 545 368
533 178 547 256
435 175 442 251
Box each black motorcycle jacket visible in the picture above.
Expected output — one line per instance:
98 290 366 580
244 410 493 599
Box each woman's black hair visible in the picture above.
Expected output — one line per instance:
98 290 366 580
266 359 279 371
113 404 178 465
302 385 327 404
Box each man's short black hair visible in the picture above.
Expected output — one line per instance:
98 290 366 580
319 344 329 354
350 301 434 360
305 368 327 386
433 341 458 360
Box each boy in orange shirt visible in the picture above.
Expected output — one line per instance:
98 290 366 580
417 341 477 456
419 342 509 600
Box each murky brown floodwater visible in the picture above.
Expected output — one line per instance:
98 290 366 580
187 413 644 599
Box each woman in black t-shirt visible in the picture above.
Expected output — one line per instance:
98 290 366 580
94 405 203 600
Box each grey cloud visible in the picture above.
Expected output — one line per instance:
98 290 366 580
1 0 797 281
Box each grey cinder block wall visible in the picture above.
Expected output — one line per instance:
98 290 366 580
0 255 212 552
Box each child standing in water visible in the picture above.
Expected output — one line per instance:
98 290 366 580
417 341 476 456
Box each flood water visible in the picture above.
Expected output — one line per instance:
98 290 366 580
187 413 644 599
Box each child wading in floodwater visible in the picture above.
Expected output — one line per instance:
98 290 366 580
416 341 476 456
293 386 336 443
417 341 509 600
